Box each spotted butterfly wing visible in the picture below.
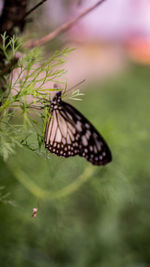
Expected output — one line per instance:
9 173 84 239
45 91 112 165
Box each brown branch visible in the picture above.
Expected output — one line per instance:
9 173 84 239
0 0 29 35
24 0 47 19
0 0 29 102
26 0 106 49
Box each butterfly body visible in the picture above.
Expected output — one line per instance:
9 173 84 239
45 92 112 166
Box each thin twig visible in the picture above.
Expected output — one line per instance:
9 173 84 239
26 0 106 49
67 79 86 93
24 0 47 19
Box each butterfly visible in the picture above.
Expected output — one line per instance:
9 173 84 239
44 91 112 166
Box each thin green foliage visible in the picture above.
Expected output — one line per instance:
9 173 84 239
0 34 82 160
0 32 22 61
68 89 84 101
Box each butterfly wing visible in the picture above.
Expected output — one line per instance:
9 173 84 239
45 97 112 166
45 108 81 158
61 101 112 165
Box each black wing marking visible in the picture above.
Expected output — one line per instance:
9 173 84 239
61 101 112 165
44 92 112 166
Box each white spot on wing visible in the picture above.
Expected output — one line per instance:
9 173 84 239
95 139 101 151
82 136 88 146
85 123 90 129
93 133 98 138
76 121 82 132
90 146 93 151
66 112 72 121
75 113 82 120
86 130 91 139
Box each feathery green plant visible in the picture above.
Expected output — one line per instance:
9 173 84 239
0 33 76 160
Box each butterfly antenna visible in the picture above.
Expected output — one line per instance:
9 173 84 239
65 79 86 95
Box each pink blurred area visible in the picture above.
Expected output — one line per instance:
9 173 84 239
41 0 150 85
42 0 150 42
3 0 150 93
68 0 150 42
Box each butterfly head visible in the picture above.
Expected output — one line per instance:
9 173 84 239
50 91 62 111
52 91 62 102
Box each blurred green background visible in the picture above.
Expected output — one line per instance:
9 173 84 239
0 63 150 267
